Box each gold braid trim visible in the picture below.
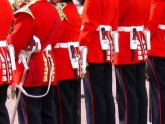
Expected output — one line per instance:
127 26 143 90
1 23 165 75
14 2 35 19
43 53 48 82
56 2 68 21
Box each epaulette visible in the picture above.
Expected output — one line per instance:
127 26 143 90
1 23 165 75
14 2 35 19
56 2 68 21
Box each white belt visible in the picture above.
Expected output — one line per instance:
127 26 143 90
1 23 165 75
54 42 79 48
0 41 7 47
158 24 165 30
118 26 144 32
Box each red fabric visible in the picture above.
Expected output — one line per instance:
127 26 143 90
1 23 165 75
8 0 61 87
79 0 118 63
147 0 165 57
113 0 150 65
53 2 81 81
0 0 13 40
0 0 13 85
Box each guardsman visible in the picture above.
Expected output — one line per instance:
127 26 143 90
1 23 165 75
7 0 61 124
50 0 82 124
146 0 165 124
113 0 150 124
9 2 31 124
0 1 13 124
79 0 118 124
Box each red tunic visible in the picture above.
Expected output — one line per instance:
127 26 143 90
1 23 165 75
53 2 81 81
0 0 13 40
0 0 13 85
79 0 118 63
113 0 150 65
8 0 61 87
147 0 165 57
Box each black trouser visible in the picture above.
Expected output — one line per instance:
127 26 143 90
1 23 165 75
115 62 148 124
54 85 61 124
56 79 81 124
86 63 115 124
17 94 27 124
17 86 56 124
0 84 10 124
83 72 92 124
148 57 165 124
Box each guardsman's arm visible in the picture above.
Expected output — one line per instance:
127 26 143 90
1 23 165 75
51 2 66 46
0 0 13 39
8 13 35 57
147 0 164 37
79 0 100 46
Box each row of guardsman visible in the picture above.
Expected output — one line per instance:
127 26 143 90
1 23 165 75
0 0 165 124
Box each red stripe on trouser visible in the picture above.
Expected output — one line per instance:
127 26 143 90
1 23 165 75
151 58 162 124
87 72 95 124
57 85 63 124
119 67 128 124
22 94 29 124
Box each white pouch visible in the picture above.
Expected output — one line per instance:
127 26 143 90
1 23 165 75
130 27 138 50
97 25 111 50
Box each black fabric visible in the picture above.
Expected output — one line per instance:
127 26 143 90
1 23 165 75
18 86 56 124
17 93 27 124
83 72 92 124
77 0 85 5
54 85 61 124
60 0 73 3
87 63 115 124
148 57 165 124
0 84 10 124
57 79 80 124
115 62 147 124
